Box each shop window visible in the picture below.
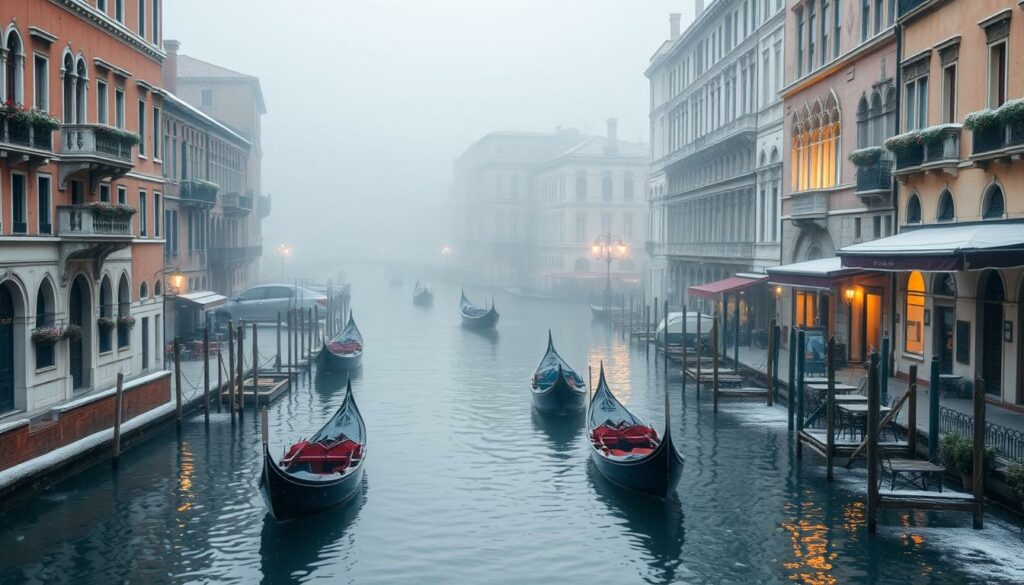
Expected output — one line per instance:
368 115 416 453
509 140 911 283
904 271 925 355
795 290 816 328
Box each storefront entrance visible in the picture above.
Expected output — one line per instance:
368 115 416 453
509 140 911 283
935 305 954 375
981 273 1003 397
0 287 14 412
69 276 90 390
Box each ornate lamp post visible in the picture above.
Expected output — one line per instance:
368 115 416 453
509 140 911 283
441 244 452 273
592 234 627 310
275 244 291 280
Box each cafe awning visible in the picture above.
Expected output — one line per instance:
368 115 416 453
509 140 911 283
688 274 767 299
767 257 864 290
838 223 1024 271
175 290 227 311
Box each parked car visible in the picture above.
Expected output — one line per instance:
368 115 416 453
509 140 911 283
216 284 327 324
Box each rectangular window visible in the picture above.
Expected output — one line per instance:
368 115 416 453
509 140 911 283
796 8 805 77
887 0 895 25
601 214 612 235
872 215 881 239
139 191 147 236
821 1 830 64
117 185 127 205
795 291 817 328
942 64 957 124
97 80 108 125
861 0 869 41
154 193 161 237
201 88 214 107
883 214 892 237
115 0 124 22
623 214 633 240
98 0 107 12
137 0 146 36
152 0 160 44
100 184 111 203
576 214 586 242
33 55 48 111
834 0 841 56
854 217 862 239
873 0 882 34
989 41 1007 108
12 174 26 234
152 107 161 159
115 88 125 128
137 99 146 156
807 1 816 71
37 176 52 235
916 77 928 129
904 77 927 130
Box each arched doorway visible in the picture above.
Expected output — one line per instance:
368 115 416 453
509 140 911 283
0 285 15 412
69 275 91 390
980 272 1004 397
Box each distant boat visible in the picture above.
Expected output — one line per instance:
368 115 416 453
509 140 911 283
504 287 559 301
460 290 499 329
530 331 586 415
259 379 366 521
587 364 684 498
321 313 363 370
413 279 434 306
655 312 714 348
590 302 611 320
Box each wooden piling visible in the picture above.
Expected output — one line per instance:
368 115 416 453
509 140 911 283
771 324 781 406
695 306 702 397
681 303 688 397
227 322 236 422
173 338 182 429
236 323 244 422
907 364 918 455
826 336 836 481
973 376 985 529
928 356 940 461
766 318 776 407
787 328 796 431
276 311 282 372
308 308 314 360
112 372 124 466
261 407 269 446
712 313 720 413
733 293 740 368
866 352 880 534
252 322 259 413
880 337 890 404
203 327 210 424
663 299 669 376
217 345 223 414
286 310 293 381
314 305 320 346
796 329 806 455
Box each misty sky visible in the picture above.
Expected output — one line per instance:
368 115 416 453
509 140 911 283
165 1 694 269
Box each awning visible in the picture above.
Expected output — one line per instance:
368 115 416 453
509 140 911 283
767 257 864 290
688 274 767 299
175 290 227 310
838 223 1024 271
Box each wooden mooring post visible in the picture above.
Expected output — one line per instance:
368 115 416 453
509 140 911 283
252 322 259 413
286 310 293 381
681 303 688 398
771 324 780 406
766 318 776 407
217 345 223 414
227 321 236 423
174 337 182 431
972 376 986 529
203 327 211 424
795 329 806 458
236 323 245 423
112 372 124 466
695 306 702 397
787 328 796 431
866 352 880 534
732 294 740 368
712 313 720 413
907 364 918 455
314 305 320 346
276 311 282 372
663 299 669 376
928 355 940 461
825 336 836 481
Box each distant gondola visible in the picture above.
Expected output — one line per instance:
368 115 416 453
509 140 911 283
590 302 610 320
530 331 586 415
259 379 367 521
321 313 363 371
460 290 499 329
413 279 434 306
587 365 684 498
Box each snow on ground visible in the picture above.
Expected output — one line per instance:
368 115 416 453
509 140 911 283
715 402 790 428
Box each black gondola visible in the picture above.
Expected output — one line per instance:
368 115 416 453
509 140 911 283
530 331 586 415
590 302 610 320
259 379 367 521
460 290 499 329
321 312 363 371
413 279 434 306
586 365 684 498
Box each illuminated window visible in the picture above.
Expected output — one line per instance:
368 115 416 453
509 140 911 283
795 291 816 328
791 94 841 192
904 271 925 355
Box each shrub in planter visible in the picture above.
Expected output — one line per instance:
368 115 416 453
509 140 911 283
1005 461 1024 502
996 98 1024 126
97 316 118 331
884 131 921 154
94 125 142 147
62 324 83 340
918 125 947 147
13 108 60 131
963 109 1000 132
939 432 997 489
848 147 883 166
118 315 137 330
31 326 64 346
87 201 137 219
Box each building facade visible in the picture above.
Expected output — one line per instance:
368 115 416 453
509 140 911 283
533 119 649 297
773 0 899 365
647 0 785 333
1 0 167 416
839 0 1024 406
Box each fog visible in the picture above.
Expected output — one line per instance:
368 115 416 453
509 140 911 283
164 0 692 270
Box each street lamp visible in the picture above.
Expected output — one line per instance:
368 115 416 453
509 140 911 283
275 244 290 280
592 233 627 310
441 244 452 273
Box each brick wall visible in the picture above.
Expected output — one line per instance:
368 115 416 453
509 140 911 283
0 374 171 472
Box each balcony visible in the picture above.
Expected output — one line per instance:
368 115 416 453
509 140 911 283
0 117 55 165
855 158 893 199
58 124 135 190
660 241 755 260
889 125 961 180
789 190 829 228
209 245 261 267
659 114 757 171
180 179 219 208
257 194 271 219
56 204 134 283
221 192 253 216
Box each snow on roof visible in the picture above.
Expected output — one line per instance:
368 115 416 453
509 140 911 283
839 223 1024 256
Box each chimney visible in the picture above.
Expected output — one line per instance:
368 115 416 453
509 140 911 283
605 118 618 153
162 39 180 93
696 0 705 18
669 13 681 40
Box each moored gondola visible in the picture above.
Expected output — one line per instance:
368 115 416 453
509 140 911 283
460 290 499 329
413 279 434 306
530 331 586 415
586 364 684 498
259 379 367 521
321 312 363 371
590 302 610 320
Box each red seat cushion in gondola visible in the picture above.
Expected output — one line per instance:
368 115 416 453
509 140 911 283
282 439 363 475
591 424 659 456
327 340 362 354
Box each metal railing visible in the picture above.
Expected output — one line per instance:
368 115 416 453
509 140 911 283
855 158 892 192
60 124 133 162
894 143 924 169
0 118 54 151
972 122 1005 155
939 405 1024 462
57 205 133 237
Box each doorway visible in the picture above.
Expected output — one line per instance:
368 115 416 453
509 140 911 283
0 286 14 412
935 305 954 375
141 317 149 370
981 273 1003 397
69 276 90 390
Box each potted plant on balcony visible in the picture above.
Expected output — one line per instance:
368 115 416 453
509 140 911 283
964 109 1000 133
94 125 142 147
0 99 25 119
940 431 996 491
87 201 137 219
62 324 82 340
118 315 137 330
918 125 947 148
883 130 921 155
31 326 64 346
97 316 118 331
848 146 883 167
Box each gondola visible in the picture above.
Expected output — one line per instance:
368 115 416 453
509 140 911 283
321 312 363 371
460 290 499 329
259 379 367 521
586 364 684 498
413 279 434 306
590 301 610 320
530 331 586 415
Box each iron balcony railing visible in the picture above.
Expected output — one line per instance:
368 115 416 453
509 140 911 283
180 179 219 206
855 158 893 192
972 121 1006 155
939 405 1024 462
894 143 924 170
1 117 54 152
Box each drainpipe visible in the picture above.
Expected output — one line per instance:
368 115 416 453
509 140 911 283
889 23 903 380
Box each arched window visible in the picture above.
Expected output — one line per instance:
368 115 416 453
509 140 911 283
139 281 148 299
35 279 55 369
3 28 25 104
154 280 162 296
906 194 922 224
904 271 925 355
74 57 87 124
936 190 955 222
117 274 130 349
61 52 75 123
982 185 1005 219
791 95 841 192
99 276 113 353
933 273 956 298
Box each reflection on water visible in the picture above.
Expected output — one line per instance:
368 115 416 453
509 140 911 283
0 267 1014 584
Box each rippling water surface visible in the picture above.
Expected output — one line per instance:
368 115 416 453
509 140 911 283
1 269 1021 584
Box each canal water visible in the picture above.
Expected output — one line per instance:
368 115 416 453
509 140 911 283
1 269 1022 584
